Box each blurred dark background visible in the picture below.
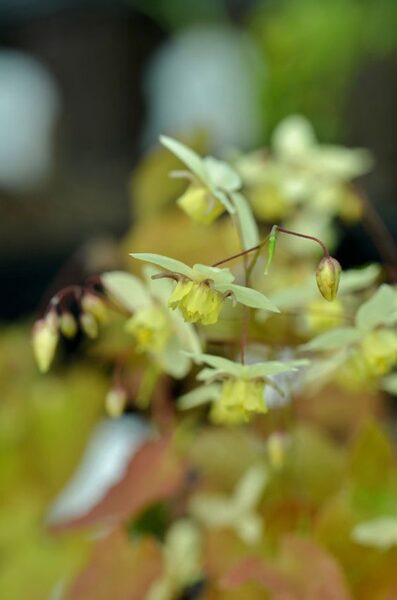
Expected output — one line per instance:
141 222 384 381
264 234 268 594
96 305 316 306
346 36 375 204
1 0 396 319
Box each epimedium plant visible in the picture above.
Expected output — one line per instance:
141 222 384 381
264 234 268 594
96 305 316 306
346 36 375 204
27 122 397 599
32 133 348 425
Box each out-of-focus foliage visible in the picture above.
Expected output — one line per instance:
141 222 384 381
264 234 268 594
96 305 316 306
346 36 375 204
249 0 397 140
2 103 397 600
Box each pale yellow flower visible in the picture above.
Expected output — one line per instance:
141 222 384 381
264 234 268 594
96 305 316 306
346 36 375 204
125 306 171 353
360 330 397 377
168 279 224 326
177 183 224 225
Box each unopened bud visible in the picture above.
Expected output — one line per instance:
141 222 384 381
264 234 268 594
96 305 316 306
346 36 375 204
32 311 59 373
80 312 99 339
105 386 128 418
59 312 78 339
81 293 109 323
267 432 289 470
316 256 341 302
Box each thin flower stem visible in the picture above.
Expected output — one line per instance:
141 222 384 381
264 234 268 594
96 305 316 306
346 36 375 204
277 227 329 257
212 239 268 267
212 226 330 269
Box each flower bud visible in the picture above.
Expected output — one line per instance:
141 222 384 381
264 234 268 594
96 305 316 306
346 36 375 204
80 312 99 339
316 256 341 302
32 311 59 373
59 312 78 339
81 293 109 323
105 386 128 418
267 432 289 470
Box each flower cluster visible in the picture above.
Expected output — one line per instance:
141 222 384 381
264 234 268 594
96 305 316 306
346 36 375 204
130 253 279 326
179 353 308 425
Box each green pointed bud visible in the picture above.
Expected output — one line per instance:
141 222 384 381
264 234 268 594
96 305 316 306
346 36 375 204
316 256 341 301
105 386 128 418
80 312 99 339
81 293 109 323
32 311 59 373
264 225 278 275
59 312 78 339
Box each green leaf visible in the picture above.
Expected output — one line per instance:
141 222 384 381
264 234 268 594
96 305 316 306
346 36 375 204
230 191 259 249
178 384 222 410
339 264 381 294
160 135 207 183
381 373 397 395
217 283 280 313
303 327 360 351
203 156 241 191
130 253 194 278
102 271 151 312
192 264 235 285
196 367 219 381
234 465 268 510
355 284 397 333
185 352 243 375
212 188 236 214
352 517 397 550
245 359 309 379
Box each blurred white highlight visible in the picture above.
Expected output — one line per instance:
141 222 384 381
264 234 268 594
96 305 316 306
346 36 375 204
0 50 61 192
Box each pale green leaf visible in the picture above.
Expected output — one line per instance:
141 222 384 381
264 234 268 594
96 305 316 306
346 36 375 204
303 327 360 351
212 188 236 214
102 271 151 312
273 114 316 159
352 517 397 550
355 284 397 332
130 253 194 278
160 135 207 183
192 264 235 285
178 384 221 410
339 264 381 294
380 373 397 395
203 156 241 191
218 283 280 313
185 352 243 375
189 494 236 528
196 367 219 381
230 191 259 249
303 351 348 392
159 338 192 379
234 465 268 511
245 359 309 379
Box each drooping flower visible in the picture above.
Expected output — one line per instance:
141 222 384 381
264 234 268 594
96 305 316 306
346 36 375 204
102 267 201 379
130 253 279 326
360 330 397 377
235 115 372 224
178 353 308 425
303 284 397 390
160 136 241 225
125 306 171 352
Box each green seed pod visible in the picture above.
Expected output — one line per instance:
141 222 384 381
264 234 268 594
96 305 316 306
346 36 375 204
316 256 341 301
